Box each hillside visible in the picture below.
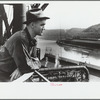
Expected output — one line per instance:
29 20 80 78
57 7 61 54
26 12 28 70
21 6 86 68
66 23 100 39
38 23 100 40
38 29 67 40
84 23 100 33
66 28 84 39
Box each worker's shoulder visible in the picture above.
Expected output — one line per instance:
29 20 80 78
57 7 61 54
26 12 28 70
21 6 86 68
9 30 25 41
5 30 28 47
5 31 22 46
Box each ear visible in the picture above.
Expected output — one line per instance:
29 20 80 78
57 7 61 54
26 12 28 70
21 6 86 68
31 22 35 29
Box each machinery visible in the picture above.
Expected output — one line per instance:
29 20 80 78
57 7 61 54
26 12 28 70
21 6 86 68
25 53 89 82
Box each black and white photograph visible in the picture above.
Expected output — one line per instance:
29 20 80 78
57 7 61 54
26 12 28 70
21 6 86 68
0 0 100 99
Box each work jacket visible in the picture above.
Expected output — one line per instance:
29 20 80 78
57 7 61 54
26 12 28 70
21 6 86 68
0 28 37 81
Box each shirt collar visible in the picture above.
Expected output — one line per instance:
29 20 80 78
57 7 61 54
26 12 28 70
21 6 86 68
24 27 37 47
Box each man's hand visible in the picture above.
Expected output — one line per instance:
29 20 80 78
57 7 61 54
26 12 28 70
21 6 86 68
27 59 41 70
10 68 22 81
32 60 41 69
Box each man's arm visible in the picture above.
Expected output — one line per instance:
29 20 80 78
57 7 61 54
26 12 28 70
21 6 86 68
12 40 32 74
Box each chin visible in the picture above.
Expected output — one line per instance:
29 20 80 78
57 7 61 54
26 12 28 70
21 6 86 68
39 32 43 36
37 33 42 36
41 33 43 36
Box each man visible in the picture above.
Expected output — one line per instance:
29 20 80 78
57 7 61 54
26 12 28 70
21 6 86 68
0 8 49 82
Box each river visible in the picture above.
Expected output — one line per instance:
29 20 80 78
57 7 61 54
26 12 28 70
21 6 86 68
37 39 100 70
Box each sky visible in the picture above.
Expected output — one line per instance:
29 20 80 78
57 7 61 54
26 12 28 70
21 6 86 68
41 1 100 29
4 1 100 30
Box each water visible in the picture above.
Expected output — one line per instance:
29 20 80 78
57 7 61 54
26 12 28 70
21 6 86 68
37 39 100 70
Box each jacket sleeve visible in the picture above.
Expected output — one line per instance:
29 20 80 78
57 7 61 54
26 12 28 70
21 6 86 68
12 39 32 74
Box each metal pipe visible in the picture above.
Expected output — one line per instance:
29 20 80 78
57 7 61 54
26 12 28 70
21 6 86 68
34 70 50 82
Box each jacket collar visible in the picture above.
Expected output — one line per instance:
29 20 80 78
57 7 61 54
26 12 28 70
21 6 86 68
24 27 37 47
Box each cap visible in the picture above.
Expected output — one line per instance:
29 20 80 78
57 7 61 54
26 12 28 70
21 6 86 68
23 8 50 24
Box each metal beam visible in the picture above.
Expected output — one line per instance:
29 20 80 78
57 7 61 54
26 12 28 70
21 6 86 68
12 4 24 34
31 3 40 9
41 4 49 11
0 4 11 39
0 7 3 45
31 3 49 11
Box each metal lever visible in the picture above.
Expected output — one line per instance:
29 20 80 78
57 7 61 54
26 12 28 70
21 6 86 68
22 43 50 82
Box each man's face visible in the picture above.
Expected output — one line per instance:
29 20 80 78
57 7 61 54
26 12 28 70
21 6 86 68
32 19 46 37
